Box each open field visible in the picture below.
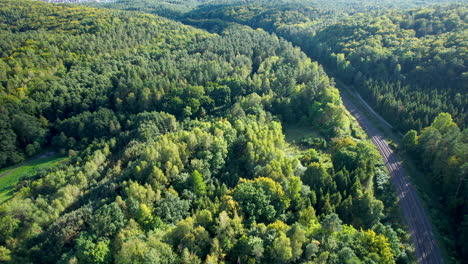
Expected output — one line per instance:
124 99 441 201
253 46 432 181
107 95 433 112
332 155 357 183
282 123 320 143
0 153 66 203
282 123 322 157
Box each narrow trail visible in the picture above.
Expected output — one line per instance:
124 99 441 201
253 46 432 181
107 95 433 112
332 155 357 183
0 151 55 179
338 85 444 264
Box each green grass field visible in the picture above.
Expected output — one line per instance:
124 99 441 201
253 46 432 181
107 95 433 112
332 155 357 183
283 123 320 143
0 153 66 203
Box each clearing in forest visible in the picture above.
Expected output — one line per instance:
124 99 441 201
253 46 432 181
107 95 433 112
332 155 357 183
0 152 66 203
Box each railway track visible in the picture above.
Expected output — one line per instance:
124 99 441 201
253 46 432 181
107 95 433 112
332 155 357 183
339 89 444 264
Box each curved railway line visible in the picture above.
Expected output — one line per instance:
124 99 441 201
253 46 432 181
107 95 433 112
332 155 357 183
339 88 444 264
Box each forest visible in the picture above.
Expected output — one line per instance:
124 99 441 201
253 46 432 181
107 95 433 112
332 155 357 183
144 0 466 261
0 0 466 263
0 0 415 263
402 113 467 261
177 2 467 132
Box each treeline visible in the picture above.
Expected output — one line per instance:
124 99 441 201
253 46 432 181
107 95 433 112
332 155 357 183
402 113 468 260
89 0 464 20
0 0 413 263
85 0 201 19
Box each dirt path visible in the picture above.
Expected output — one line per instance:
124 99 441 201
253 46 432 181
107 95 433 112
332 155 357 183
0 151 55 179
338 84 444 264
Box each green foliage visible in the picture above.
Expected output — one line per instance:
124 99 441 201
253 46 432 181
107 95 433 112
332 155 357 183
181 1 466 131
309 6 467 132
56 108 121 142
233 180 277 224
116 228 177 264
155 192 190 224
90 202 127 237
406 113 467 259
271 231 293 263
0 0 413 263
402 130 418 153
0 246 11 262
322 213 343 233
75 233 111 264
190 170 207 196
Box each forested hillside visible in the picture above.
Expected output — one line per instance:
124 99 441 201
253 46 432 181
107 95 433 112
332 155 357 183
402 113 468 260
180 3 467 132
0 0 414 263
173 2 468 262
86 0 468 261
307 6 467 132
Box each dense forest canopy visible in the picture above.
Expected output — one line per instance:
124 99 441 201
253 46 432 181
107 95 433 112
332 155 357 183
177 2 467 132
159 1 467 260
86 0 466 18
0 0 466 263
307 6 467 131
0 0 417 263
402 113 468 261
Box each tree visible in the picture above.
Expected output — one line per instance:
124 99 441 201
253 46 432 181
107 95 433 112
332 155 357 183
333 149 358 171
180 248 201 264
124 181 158 205
232 181 276 224
155 192 191 224
75 233 111 264
136 203 159 230
248 236 264 260
301 162 331 190
115 236 147 264
167 217 211 257
190 170 207 196
298 206 318 227
286 176 302 210
337 247 359 264
11 113 47 148
402 129 418 153
431 112 458 134
0 246 11 262
0 2 422 262
359 230 395 264
271 232 293 263
115 224 176 264
287 223 306 261
90 203 126 237
215 211 244 254
322 213 343 233
0 120 19 167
